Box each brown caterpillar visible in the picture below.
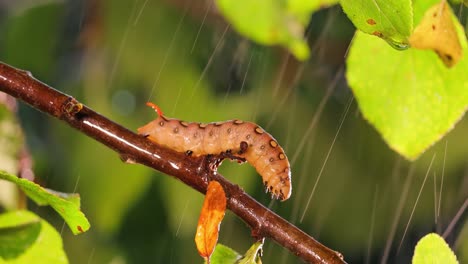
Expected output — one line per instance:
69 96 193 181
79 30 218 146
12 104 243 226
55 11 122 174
138 102 292 200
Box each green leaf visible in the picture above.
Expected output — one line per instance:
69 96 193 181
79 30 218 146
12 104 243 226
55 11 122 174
215 0 310 60
205 242 263 264
0 219 40 259
346 17 468 159
412 233 458 264
0 210 68 264
206 244 241 264
238 241 263 264
340 0 412 49
0 171 90 235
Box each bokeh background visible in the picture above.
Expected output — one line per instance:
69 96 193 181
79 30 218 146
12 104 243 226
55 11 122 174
0 0 467 263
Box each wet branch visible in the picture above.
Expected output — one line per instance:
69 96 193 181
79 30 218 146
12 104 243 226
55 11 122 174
0 62 346 264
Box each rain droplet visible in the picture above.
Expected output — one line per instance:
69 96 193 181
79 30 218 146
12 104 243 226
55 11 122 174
385 39 410 50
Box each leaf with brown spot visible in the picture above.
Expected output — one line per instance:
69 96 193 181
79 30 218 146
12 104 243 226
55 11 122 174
409 1 462 67
341 0 412 48
0 170 90 235
366 19 376 25
195 180 227 262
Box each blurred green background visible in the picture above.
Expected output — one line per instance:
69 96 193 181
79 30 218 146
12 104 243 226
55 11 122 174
0 0 467 263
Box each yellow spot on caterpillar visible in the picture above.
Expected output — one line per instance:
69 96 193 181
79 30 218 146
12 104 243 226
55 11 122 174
269 140 278 148
233 120 244 125
180 121 189 127
255 127 264 134
279 153 286 160
246 134 251 140
173 127 179 133
159 121 165 126
214 122 223 126
199 123 207 128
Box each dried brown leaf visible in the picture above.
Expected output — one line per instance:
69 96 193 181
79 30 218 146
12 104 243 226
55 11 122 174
195 180 227 262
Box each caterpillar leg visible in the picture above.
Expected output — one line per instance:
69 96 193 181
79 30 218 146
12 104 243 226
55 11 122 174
221 149 246 164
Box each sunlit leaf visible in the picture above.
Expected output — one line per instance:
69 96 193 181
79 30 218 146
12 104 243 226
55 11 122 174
346 15 468 159
0 171 90 235
195 181 227 261
238 241 264 264
412 233 458 264
0 210 68 263
340 0 412 49
215 0 310 60
206 244 241 264
409 1 462 67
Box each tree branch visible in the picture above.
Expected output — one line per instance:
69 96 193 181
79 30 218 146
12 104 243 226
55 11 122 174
0 62 346 264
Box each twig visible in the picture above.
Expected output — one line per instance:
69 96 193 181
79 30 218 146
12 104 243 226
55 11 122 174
0 62 346 264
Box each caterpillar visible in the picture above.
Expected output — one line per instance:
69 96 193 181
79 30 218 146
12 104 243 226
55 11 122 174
138 102 292 200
